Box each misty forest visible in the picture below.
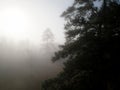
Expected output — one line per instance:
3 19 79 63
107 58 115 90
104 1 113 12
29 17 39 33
0 0 120 90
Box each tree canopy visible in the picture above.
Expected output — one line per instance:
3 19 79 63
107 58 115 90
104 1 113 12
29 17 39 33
41 0 120 90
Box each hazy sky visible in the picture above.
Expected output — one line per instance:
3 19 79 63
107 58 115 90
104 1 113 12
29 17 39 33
0 1 103 89
0 0 74 44
0 1 74 88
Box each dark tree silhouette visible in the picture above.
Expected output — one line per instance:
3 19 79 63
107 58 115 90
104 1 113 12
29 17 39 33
41 0 120 90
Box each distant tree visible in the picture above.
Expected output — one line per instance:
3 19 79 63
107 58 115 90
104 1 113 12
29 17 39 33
42 28 54 43
42 0 120 90
42 28 59 56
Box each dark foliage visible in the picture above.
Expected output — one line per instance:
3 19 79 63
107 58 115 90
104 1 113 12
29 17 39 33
41 0 120 90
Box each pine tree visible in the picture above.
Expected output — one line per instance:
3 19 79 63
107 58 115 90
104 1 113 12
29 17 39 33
42 0 120 90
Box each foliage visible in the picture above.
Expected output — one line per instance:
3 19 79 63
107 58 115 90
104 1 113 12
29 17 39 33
42 28 54 43
41 0 120 90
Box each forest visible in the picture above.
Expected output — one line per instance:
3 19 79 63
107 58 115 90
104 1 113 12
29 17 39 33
41 0 120 90
0 0 120 90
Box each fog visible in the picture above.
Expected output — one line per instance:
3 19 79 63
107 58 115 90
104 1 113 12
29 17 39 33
0 37 63 90
0 0 75 89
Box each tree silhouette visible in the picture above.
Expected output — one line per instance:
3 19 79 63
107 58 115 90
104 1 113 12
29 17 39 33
42 28 54 43
42 28 58 54
42 0 120 90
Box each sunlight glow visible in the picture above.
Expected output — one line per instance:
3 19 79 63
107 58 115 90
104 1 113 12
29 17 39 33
0 7 29 42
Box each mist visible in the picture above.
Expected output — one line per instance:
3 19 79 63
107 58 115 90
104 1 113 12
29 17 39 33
0 0 74 89
0 36 63 90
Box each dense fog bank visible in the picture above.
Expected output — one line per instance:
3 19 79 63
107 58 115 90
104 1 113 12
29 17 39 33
0 38 63 90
